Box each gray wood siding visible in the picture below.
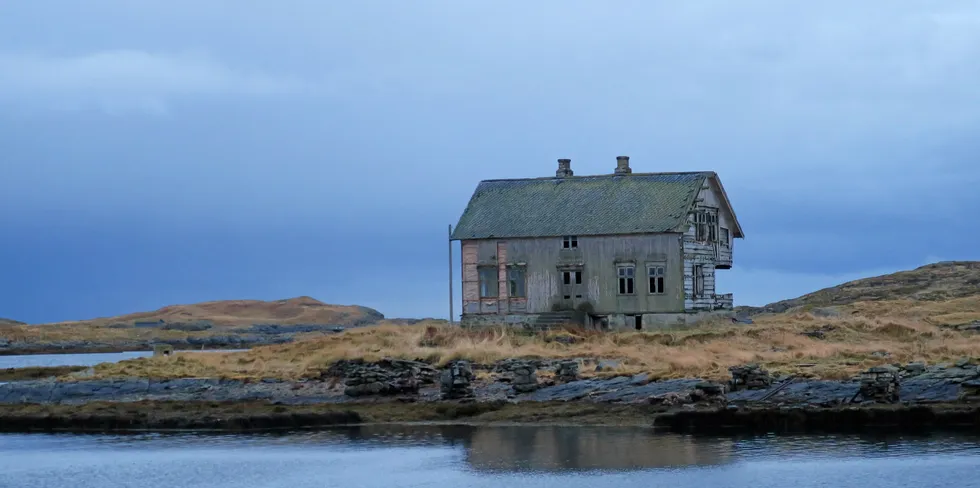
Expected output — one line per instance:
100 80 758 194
696 178 734 266
461 234 685 315
680 178 734 311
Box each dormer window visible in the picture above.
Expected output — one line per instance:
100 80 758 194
562 236 578 249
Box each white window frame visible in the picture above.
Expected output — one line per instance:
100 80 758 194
617 264 635 295
647 264 666 295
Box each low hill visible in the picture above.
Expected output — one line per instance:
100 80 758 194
738 261 980 316
47 296 384 328
0 318 26 326
0 297 387 355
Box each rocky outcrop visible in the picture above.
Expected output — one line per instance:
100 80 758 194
1 357 979 415
248 324 345 335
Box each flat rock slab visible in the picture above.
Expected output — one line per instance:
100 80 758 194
728 380 860 405
727 378 963 405
900 379 962 402
524 376 701 403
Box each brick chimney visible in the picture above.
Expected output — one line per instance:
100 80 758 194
556 158 573 178
614 155 631 175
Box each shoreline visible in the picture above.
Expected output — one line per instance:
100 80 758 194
0 345 255 357
3 400 980 435
3 356 980 436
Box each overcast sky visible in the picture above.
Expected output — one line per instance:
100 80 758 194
2 1 979 323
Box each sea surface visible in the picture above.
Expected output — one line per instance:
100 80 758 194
0 350 247 369
1 425 979 487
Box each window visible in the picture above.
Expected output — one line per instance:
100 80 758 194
617 265 635 294
562 236 578 249
692 264 704 297
478 266 498 298
507 267 526 297
694 210 718 242
561 270 582 285
721 228 730 246
648 264 665 294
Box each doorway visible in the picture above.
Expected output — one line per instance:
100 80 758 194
560 268 584 309
634 315 643 331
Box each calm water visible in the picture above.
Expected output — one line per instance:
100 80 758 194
1 425 979 487
0 350 248 369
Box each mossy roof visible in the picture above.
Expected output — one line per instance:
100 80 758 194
451 172 712 240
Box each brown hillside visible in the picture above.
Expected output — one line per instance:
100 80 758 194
0 318 25 326
738 261 980 316
46 296 384 328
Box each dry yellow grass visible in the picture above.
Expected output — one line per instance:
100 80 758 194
87 296 980 382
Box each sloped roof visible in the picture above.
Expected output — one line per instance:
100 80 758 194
451 172 712 240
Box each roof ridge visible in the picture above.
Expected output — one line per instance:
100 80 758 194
479 171 712 183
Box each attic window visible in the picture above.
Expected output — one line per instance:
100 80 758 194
562 236 578 249
694 210 718 242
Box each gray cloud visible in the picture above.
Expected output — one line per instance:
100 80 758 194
2 1 979 320
0 50 310 114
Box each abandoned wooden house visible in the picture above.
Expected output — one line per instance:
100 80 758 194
449 156 744 330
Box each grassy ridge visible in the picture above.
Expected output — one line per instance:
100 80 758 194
0 366 89 382
85 294 980 382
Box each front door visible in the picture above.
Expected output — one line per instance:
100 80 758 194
560 268 584 309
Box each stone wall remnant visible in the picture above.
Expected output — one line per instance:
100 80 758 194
555 360 580 383
441 360 475 399
333 358 437 397
858 366 900 403
729 364 772 391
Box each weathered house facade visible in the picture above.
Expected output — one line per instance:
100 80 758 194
450 156 744 330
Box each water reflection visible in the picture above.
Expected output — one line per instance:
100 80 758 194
3 426 980 488
31 424 980 474
464 426 734 472
0 349 248 368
